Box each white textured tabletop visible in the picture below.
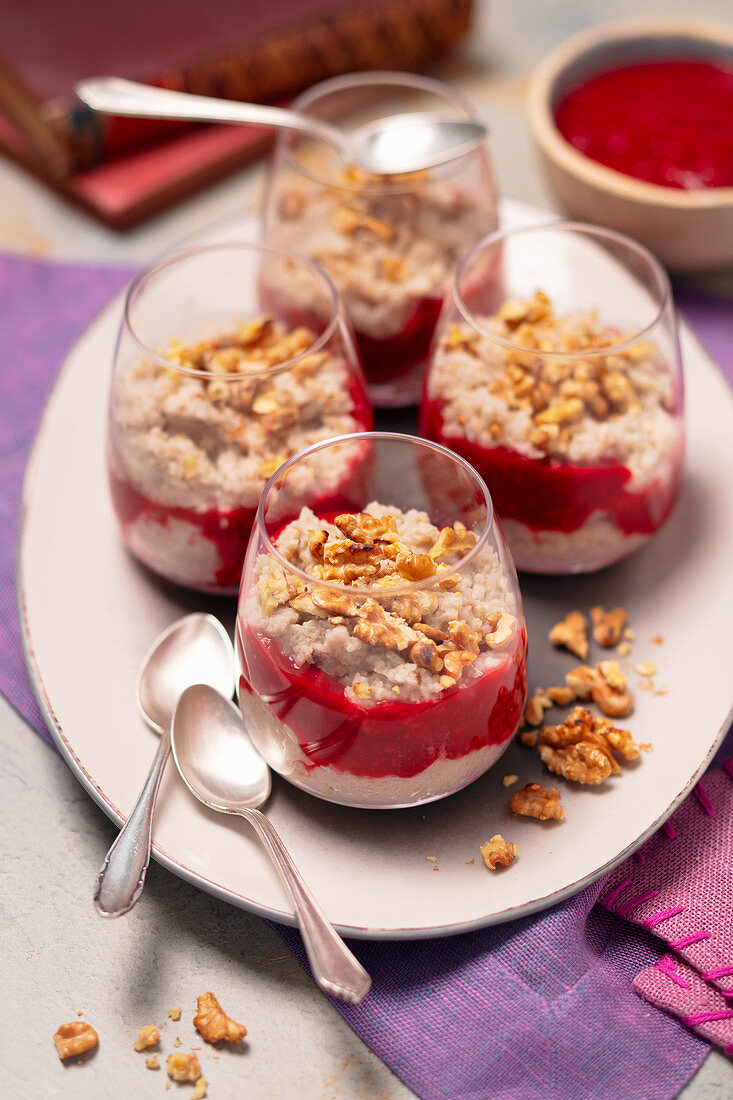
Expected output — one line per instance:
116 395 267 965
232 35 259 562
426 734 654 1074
3 1 732 1097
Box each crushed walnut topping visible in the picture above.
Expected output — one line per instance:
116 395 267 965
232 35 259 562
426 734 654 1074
438 291 662 458
133 1025 160 1052
537 706 639 785
52 1021 98 1061
166 1051 202 1083
257 509 517 695
510 783 565 820
481 834 517 870
590 606 628 647
145 1056 160 1070
549 611 588 660
193 992 247 1045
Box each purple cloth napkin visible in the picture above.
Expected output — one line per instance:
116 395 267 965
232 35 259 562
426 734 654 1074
2 251 732 1100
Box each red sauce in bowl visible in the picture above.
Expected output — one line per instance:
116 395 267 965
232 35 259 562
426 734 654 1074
556 60 733 190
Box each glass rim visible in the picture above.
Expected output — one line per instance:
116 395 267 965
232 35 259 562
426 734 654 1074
454 219 673 360
256 431 496 597
122 241 343 381
283 70 486 193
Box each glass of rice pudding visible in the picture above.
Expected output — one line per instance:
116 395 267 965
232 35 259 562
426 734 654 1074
108 243 372 593
236 433 527 809
261 71 498 409
420 222 684 574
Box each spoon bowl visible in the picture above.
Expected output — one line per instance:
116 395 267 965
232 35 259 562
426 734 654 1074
171 685 371 1004
94 613 234 917
172 683 271 811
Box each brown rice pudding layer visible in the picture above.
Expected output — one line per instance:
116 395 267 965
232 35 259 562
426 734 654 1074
273 169 496 341
238 504 527 807
423 291 683 572
109 314 370 590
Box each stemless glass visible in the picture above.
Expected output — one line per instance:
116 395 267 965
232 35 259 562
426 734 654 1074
420 222 685 574
236 433 527 809
108 242 372 594
261 71 498 408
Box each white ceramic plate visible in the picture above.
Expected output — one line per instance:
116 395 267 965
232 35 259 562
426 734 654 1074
18 201 733 939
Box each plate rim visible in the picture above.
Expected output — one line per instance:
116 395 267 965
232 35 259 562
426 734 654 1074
16 200 733 939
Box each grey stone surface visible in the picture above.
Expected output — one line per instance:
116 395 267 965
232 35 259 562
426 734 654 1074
3 2 733 1095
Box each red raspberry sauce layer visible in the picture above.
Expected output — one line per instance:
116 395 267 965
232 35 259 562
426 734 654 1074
419 398 681 536
238 622 526 781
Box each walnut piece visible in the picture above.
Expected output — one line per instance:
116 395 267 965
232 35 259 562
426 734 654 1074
510 783 565 820
549 611 588 660
192 1078 208 1100
193 991 248 1044
428 522 477 560
524 687 553 726
133 1025 160 1051
168 1006 181 1021
593 660 633 717
481 835 517 870
167 1051 202 1082
590 606 628 646
145 1056 160 1070
52 1021 98 1061
537 706 638 784
485 611 517 648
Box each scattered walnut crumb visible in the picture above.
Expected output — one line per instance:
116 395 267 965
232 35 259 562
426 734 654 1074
502 774 519 788
616 642 631 657
623 628 635 641
655 686 671 696
590 606 628 647
194 992 247 1045
432 865 440 871
510 783 565 821
174 1037 181 1048
192 1078 208 1100
52 1021 98 1061
481 835 517 870
635 661 657 677
651 635 664 645
546 685 576 706
524 687 553 726
133 1025 160 1052
167 1051 201 1083
168 1006 181 1021
465 858 475 865
426 856 437 862
549 611 588 659
146 1056 160 1070
519 727 538 749
638 679 655 692
640 743 654 752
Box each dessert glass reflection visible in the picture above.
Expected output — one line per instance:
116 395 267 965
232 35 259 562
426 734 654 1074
236 433 527 808
108 243 372 593
420 222 684 574
261 71 498 408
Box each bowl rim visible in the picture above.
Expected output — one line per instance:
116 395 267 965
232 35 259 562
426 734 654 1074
527 18 733 210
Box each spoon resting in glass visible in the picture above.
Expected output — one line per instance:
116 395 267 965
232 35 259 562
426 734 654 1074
171 683 372 1005
74 77 487 176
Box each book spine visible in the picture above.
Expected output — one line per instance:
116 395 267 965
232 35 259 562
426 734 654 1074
44 0 473 171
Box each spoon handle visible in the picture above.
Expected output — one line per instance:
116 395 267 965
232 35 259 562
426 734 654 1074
74 77 350 158
239 807 371 1004
93 726 171 917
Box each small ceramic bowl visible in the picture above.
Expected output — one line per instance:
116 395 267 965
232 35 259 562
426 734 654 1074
528 20 733 272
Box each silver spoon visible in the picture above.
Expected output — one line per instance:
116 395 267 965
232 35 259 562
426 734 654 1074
94 613 234 918
171 683 372 1004
74 77 487 175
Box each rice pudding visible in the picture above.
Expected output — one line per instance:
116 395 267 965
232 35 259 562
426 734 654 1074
109 315 372 592
268 170 496 405
237 503 527 808
421 291 684 573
